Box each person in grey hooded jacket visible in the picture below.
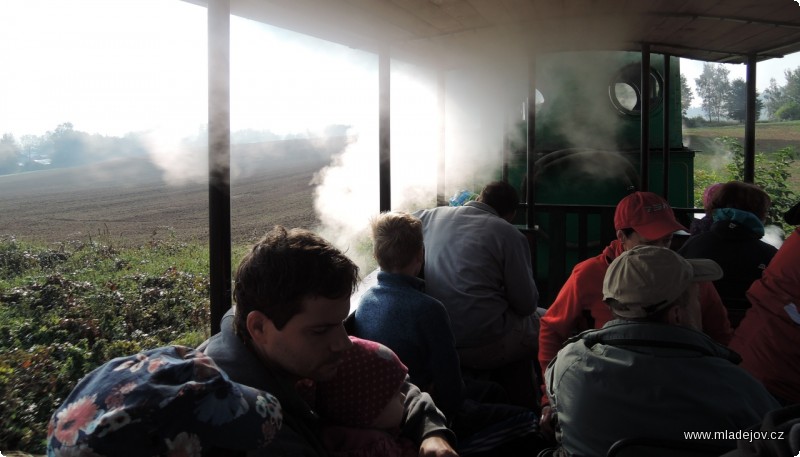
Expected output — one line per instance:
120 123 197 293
545 245 780 457
413 181 539 371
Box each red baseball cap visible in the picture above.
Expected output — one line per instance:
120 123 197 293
614 192 687 240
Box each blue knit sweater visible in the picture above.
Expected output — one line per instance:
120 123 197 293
352 271 465 421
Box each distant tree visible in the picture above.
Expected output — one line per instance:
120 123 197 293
762 78 786 120
695 63 731 122
724 78 763 123
784 67 800 99
0 133 20 174
782 66 800 120
20 134 45 165
680 74 694 117
46 123 91 167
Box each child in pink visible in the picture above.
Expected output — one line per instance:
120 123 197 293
315 336 418 457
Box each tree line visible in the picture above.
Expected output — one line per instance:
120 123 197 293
0 123 349 177
682 63 800 123
0 123 151 175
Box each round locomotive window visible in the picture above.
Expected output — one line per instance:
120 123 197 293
535 89 545 112
609 64 663 116
522 89 545 120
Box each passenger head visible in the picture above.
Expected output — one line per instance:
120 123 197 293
477 181 520 221
370 211 424 273
47 345 282 457
316 337 408 430
614 191 686 249
710 181 771 221
234 226 360 382
702 183 723 212
602 245 722 328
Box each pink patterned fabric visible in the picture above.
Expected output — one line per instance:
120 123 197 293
316 337 408 427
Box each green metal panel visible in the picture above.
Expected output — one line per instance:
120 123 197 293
503 51 692 303
533 52 682 152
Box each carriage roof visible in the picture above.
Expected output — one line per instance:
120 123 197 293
185 0 800 66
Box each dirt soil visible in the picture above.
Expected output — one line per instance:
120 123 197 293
0 154 328 247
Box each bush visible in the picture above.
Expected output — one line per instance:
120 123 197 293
0 238 211 453
683 115 710 128
0 239 45 280
704 137 799 233
775 101 800 121
693 168 727 208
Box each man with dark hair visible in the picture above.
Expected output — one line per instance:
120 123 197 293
545 245 779 457
476 181 520 217
414 181 540 407
200 226 457 457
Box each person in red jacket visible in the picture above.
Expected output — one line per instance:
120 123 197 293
729 202 800 405
537 191 734 438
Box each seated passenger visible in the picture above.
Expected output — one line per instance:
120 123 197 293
545 246 780 457
538 191 733 436
353 211 465 419
729 201 800 405
47 345 283 456
689 182 723 236
198 226 458 457
679 181 778 327
413 181 540 409
352 211 542 455
315 337 418 457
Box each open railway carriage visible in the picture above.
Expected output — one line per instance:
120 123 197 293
186 0 800 329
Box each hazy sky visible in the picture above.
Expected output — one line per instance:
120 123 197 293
2 0 799 139
1 0 206 138
0 0 379 139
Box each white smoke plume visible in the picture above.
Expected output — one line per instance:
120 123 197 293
312 128 380 272
763 224 785 249
311 59 515 274
141 127 207 186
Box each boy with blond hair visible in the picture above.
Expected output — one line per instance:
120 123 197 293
352 211 542 456
353 211 464 419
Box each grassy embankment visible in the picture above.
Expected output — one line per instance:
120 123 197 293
685 120 800 193
0 236 254 454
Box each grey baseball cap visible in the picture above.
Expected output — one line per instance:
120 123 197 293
602 245 722 318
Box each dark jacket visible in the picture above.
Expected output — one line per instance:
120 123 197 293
199 310 455 457
679 208 777 326
546 320 780 457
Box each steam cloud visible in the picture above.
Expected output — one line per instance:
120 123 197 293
309 48 664 273
310 58 519 274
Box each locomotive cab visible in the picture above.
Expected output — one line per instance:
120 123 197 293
508 52 694 305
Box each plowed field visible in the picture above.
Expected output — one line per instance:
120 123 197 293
0 154 326 247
